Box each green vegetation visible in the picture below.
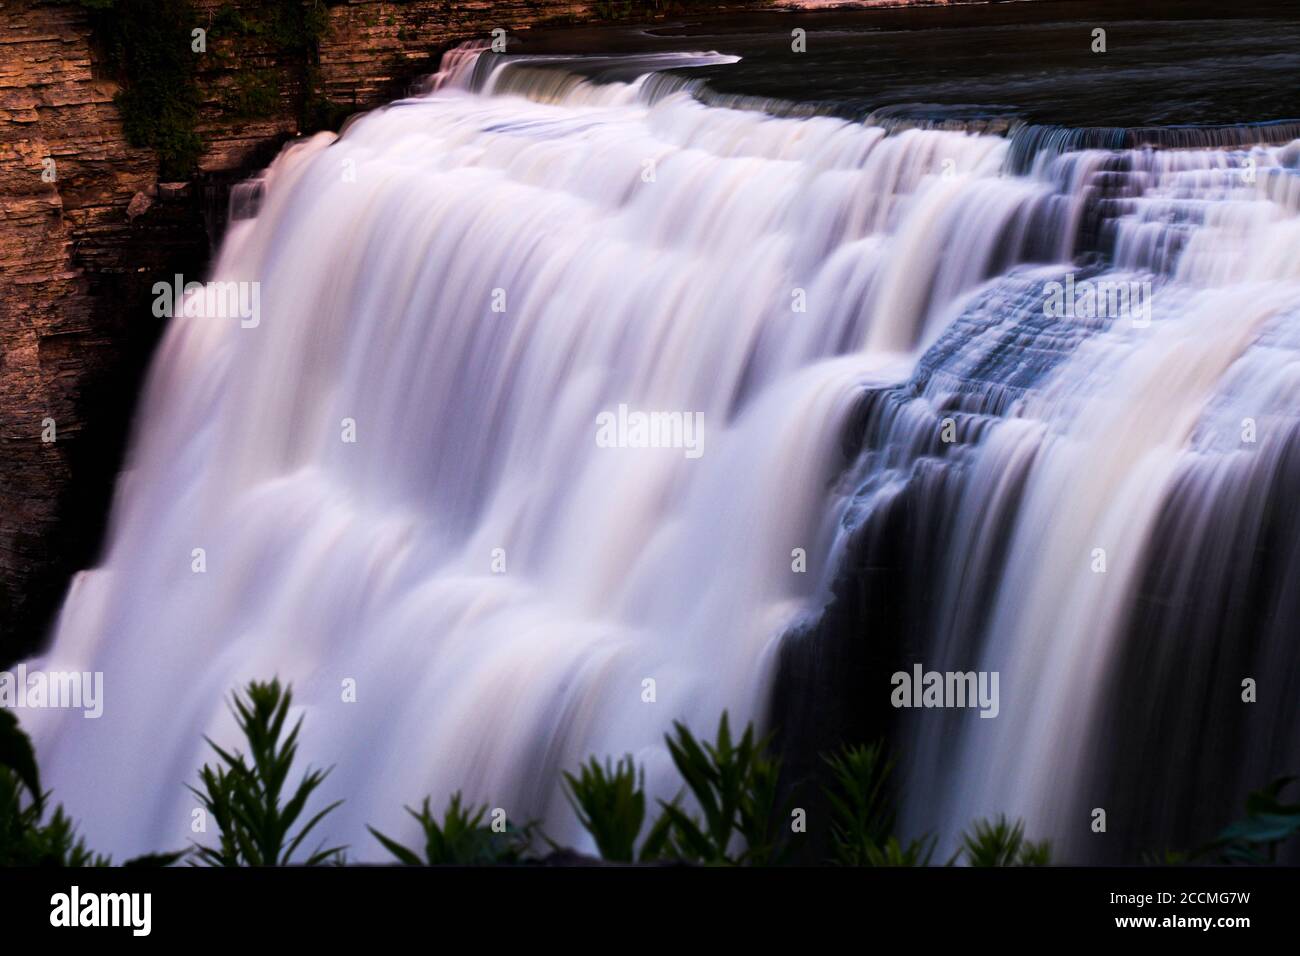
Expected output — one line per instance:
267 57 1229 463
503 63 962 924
62 0 336 178
369 792 535 865
0 710 107 865
1142 776 1300 865
211 0 329 53
959 815 1051 867
218 68 282 120
189 679 344 865
823 740 936 865
563 755 648 862
1201 776 1300 864
210 1 338 127
0 710 181 866
3 678 1296 867
651 712 789 865
67 0 204 179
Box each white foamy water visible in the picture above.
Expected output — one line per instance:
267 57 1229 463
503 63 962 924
21 46 1300 861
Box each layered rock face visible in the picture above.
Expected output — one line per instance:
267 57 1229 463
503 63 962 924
0 0 760 662
1 1 206 661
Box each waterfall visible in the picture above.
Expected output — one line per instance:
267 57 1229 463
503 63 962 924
20 45 1300 862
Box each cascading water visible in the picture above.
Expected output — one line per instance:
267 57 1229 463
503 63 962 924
21 43 1300 862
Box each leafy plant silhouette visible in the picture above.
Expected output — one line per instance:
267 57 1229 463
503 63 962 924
823 740 936 866
369 792 535 865
650 711 790 865
22 675 1294 869
1201 776 1300 864
189 679 343 866
563 755 649 863
959 814 1051 867
1 708 182 866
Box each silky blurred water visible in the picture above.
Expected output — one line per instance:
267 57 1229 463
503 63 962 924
21 32 1300 861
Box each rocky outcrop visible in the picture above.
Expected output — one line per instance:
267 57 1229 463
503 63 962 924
1 1 211 661
0 0 767 662
315 1 594 107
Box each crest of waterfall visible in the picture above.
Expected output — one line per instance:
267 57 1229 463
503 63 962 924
20 44 1300 862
